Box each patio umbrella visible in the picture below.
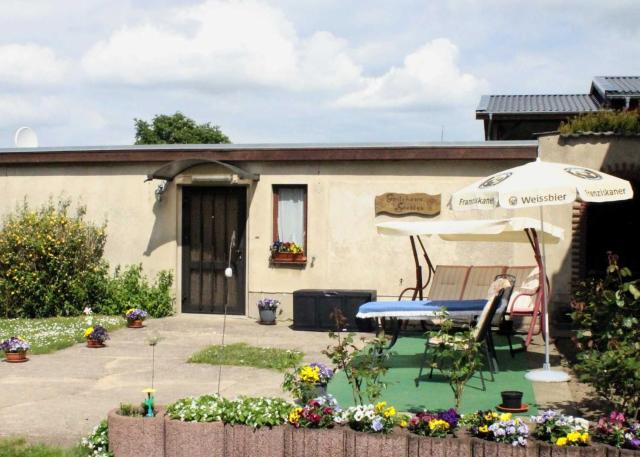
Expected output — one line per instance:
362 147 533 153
450 158 634 382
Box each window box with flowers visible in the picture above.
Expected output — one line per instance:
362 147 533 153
270 241 306 264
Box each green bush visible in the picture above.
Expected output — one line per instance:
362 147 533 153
0 200 109 318
0 200 174 319
98 264 174 318
571 254 640 417
559 110 640 135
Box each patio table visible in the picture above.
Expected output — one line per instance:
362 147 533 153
357 299 486 350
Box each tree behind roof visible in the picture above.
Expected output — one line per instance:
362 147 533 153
134 112 231 144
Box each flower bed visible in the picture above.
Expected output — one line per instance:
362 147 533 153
107 406 165 457
108 397 640 457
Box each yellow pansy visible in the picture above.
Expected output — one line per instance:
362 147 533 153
484 413 494 421
399 420 408 428
428 419 450 431
375 401 387 412
499 413 512 422
478 425 488 433
580 433 589 443
288 407 303 423
567 431 581 443
556 437 567 446
84 326 94 338
299 366 321 383
383 407 396 418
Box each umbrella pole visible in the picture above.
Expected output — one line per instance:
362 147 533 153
538 207 551 370
524 207 570 382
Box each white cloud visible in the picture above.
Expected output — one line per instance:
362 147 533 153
0 95 106 131
81 0 361 91
0 44 69 86
334 38 486 109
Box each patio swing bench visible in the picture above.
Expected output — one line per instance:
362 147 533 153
357 263 544 357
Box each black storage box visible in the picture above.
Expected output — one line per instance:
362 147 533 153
292 289 376 331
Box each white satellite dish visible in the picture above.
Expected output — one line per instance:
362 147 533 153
14 127 39 148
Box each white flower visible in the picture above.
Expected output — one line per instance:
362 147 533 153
573 417 590 431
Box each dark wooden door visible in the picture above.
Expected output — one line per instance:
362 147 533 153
182 187 246 314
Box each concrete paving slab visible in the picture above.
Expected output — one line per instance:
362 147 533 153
0 314 334 447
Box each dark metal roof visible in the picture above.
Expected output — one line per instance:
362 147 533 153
476 94 601 115
592 76 640 98
0 141 538 165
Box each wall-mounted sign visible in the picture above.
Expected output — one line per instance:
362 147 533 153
375 193 441 216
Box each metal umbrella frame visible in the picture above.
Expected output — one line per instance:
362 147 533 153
374 217 564 349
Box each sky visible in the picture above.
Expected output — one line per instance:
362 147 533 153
0 0 638 147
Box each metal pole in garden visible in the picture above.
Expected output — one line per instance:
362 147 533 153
217 230 236 396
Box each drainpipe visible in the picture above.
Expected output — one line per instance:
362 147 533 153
487 113 493 140
625 97 631 110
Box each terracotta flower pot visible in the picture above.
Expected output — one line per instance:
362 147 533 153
87 339 105 348
5 351 28 363
127 319 144 328
272 252 294 261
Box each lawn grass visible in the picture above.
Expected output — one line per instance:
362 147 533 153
0 315 125 355
0 438 85 457
188 342 304 371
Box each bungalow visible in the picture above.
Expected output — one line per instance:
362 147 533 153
0 135 637 325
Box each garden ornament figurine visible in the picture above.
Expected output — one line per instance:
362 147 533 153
143 388 156 417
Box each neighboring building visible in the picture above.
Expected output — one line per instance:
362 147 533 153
1 136 638 321
477 76 640 140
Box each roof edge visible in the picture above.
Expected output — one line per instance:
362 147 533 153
0 142 538 165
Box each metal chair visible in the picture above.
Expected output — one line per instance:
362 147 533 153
415 285 506 391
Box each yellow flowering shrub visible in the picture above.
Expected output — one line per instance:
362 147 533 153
0 200 109 318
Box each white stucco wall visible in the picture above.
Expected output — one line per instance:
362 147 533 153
4 137 635 320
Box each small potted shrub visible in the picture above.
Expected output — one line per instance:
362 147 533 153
531 410 590 447
463 410 529 447
1 336 30 362
84 325 110 348
125 308 148 328
283 362 334 403
257 298 280 324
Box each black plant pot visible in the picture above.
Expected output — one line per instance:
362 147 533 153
501 391 523 409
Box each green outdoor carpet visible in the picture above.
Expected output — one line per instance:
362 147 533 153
328 334 538 415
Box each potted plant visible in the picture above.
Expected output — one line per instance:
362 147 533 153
125 308 148 328
84 325 110 348
407 409 459 437
337 402 400 433
257 298 280 324
531 410 590 447
1 336 30 362
463 410 529 447
283 362 334 403
594 411 640 450
270 241 305 262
